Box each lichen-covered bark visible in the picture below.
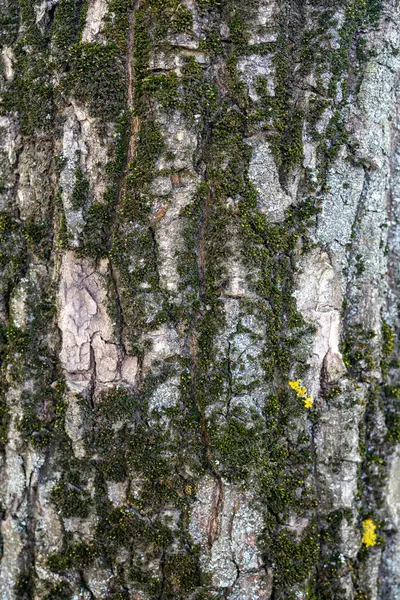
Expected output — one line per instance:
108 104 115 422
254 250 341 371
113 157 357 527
0 0 399 598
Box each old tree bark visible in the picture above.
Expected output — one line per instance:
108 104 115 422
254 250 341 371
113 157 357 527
1 0 400 598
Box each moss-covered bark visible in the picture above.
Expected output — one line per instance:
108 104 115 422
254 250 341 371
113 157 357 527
0 0 399 598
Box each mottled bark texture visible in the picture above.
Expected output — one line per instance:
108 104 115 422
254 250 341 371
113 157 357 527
0 0 399 598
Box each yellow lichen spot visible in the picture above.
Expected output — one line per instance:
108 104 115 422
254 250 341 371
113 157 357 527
303 396 313 409
289 380 302 391
362 519 377 547
289 380 314 409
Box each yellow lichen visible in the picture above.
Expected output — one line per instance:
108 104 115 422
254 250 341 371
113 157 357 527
288 380 313 409
303 396 313 409
289 379 302 392
362 519 377 547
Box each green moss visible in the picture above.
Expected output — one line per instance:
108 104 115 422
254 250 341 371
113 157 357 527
238 190 317 379
140 72 179 112
93 422 128 483
24 219 52 260
351 382 388 598
104 0 131 49
317 111 348 183
195 0 221 8
71 166 89 210
384 383 400 445
163 552 203 596
229 13 248 53
93 378 202 504
51 0 86 61
14 570 35 599
17 411 52 449
323 385 342 402
68 541 99 568
79 111 129 258
0 212 67 455
199 31 223 55
47 541 99 572
263 521 319 589
66 42 125 119
127 119 164 192
56 189 72 250
181 57 219 120
43 1 381 593
209 410 263 481
315 509 353 598
0 1 54 134
165 4 193 35
248 0 383 190
341 326 376 377
96 506 172 548
44 582 72 600
0 0 18 46
252 27 305 175
168 20 321 588
132 8 151 108
51 477 91 518
0 395 9 452
78 369 208 592
106 112 131 182
148 0 193 38
14 374 65 451
106 23 168 348
382 320 396 358
79 202 112 258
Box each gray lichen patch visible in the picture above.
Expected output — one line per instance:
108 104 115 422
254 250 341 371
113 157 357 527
237 54 275 102
152 113 201 295
81 0 108 43
0 115 18 212
246 137 293 222
247 0 278 45
189 475 270 598
59 103 110 245
293 249 346 400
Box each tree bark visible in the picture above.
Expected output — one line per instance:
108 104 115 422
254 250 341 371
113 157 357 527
0 0 399 598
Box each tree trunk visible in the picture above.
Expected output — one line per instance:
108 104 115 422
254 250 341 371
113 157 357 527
0 0 399 598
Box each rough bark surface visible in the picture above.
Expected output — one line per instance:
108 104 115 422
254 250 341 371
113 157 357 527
0 0 399 598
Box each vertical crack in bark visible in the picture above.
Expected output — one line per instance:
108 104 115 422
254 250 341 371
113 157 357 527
225 340 233 419
344 168 371 307
189 328 224 550
198 186 211 302
120 0 142 202
229 496 241 587
157 549 167 600
311 407 325 598
108 0 143 372
386 77 400 312
189 180 225 550
79 572 96 600
148 225 163 292
108 261 127 357
88 342 97 404
25 476 38 599
204 423 224 550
